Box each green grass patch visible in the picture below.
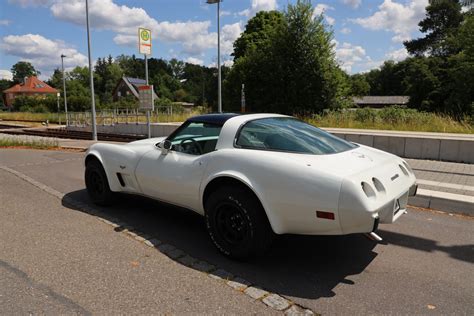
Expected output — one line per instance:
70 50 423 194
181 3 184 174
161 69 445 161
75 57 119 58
305 108 473 134
0 137 59 149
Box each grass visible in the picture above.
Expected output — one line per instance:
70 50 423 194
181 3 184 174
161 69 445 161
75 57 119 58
305 108 473 134
0 135 59 149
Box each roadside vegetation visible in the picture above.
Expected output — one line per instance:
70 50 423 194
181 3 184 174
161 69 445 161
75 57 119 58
306 108 473 134
0 135 58 149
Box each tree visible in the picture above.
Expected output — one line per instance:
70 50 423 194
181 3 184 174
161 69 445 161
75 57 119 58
11 61 40 83
225 0 349 114
233 11 285 60
404 0 464 57
350 74 370 96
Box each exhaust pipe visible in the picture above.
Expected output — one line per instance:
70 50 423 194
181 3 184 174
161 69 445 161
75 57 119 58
365 232 383 242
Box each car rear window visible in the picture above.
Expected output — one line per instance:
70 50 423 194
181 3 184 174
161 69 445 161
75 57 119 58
235 117 357 154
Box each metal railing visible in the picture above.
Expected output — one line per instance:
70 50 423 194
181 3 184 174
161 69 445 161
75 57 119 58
66 106 193 127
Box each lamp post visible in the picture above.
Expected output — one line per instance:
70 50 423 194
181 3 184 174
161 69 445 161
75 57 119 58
207 0 222 113
60 54 68 126
85 0 97 141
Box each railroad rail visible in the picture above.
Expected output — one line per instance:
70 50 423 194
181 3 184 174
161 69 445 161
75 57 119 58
0 127 146 143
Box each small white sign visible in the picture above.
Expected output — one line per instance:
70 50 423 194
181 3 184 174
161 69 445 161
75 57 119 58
138 27 152 55
138 85 154 111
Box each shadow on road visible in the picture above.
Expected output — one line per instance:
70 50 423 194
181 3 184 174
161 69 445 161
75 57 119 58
379 230 474 264
62 189 379 300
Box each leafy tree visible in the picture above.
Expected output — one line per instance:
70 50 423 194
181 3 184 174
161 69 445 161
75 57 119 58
350 74 370 96
404 0 464 57
233 11 285 60
11 61 40 83
225 0 349 114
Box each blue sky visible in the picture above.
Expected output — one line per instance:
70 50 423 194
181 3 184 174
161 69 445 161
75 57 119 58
0 0 430 80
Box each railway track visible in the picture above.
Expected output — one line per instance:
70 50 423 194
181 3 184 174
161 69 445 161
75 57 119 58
0 128 146 143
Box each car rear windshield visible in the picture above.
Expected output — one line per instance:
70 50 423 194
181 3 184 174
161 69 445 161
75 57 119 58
235 117 358 155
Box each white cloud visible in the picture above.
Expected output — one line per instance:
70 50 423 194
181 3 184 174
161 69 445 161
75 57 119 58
0 20 11 26
221 22 243 55
340 27 351 34
341 0 362 9
49 0 224 56
0 34 88 73
0 69 13 80
335 42 366 72
352 0 428 43
313 4 336 26
185 57 204 66
385 47 408 61
239 0 277 17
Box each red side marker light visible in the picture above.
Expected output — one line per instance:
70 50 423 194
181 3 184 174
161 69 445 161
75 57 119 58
316 211 335 220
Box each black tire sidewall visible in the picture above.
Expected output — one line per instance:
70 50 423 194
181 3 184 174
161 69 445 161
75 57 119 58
85 160 113 205
205 187 269 259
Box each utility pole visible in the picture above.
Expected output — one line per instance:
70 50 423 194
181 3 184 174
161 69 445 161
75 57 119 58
60 54 68 126
241 84 246 113
85 0 97 141
145 54 151 138
207 0 222 113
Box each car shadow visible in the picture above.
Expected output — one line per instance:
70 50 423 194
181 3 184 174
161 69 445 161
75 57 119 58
62 190 378 300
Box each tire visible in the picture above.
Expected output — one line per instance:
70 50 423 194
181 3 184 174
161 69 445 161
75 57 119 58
205 186 274 259
85 159 114 206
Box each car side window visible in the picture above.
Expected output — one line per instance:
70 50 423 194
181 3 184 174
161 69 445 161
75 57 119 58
168 122 222 155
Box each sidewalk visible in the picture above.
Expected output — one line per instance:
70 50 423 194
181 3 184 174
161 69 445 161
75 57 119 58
405 158 473 215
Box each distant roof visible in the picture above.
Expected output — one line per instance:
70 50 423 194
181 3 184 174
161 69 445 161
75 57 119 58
118 76 158 99
353 96 409 105
126 77 146 85
187 113 240 125
3 76 58 94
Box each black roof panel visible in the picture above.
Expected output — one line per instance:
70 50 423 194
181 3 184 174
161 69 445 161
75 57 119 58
187 113 240 125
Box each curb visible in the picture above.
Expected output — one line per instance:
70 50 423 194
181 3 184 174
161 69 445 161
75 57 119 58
409 189 474 216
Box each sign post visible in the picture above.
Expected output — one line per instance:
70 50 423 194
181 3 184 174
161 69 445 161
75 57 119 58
139 27 152 138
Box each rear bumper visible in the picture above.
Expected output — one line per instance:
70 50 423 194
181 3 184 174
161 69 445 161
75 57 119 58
409 183 418 197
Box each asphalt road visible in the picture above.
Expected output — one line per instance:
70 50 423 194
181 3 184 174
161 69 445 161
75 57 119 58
0 149 473 315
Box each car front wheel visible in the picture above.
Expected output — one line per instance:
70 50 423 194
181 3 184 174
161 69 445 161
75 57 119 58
85 159 114 206
205 186 274 259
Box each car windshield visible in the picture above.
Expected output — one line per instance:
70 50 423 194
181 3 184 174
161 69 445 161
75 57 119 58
236 117 357 155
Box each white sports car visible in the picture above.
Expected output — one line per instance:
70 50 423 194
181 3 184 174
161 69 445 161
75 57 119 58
85 113 417 259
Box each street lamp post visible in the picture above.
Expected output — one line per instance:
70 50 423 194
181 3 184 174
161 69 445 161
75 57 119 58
85 0 98 141
60 54 68 126
207 0 222 113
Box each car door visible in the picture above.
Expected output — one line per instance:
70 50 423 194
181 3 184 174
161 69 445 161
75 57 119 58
135 121 222 212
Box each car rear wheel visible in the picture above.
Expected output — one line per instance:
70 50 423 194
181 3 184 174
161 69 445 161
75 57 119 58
85 159 114 206
205 186 274 259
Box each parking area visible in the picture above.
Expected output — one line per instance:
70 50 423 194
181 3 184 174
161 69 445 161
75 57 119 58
0 148 473 315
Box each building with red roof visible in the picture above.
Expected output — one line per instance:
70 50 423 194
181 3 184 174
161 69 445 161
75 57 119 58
2 76 59 108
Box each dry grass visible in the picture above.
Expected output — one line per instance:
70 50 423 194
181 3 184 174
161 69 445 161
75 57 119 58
305 109 473 134
0 135 59 149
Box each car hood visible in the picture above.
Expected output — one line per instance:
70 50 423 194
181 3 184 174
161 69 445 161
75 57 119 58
124 137 166 148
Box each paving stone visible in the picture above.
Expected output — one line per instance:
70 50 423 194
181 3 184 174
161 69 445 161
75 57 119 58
226 277 251 291
244 286 269 300
284 305 314 315
166 248 185 259
208 268 234 281
177 255 198 267
262 293 291 311
191 260 216 273
134 235 146 242
157 243 175 254
144 238 161 247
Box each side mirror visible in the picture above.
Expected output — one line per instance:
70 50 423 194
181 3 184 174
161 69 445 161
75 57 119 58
157 140 172 153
